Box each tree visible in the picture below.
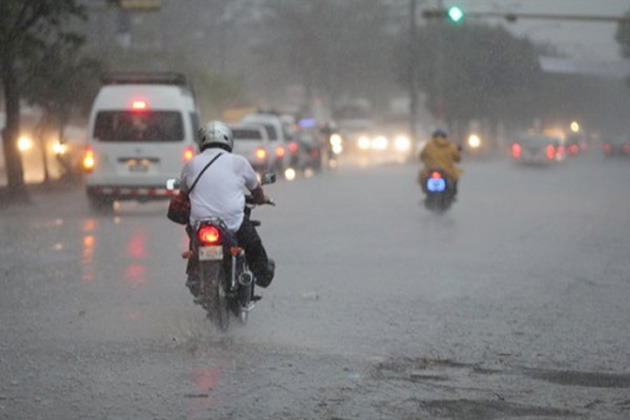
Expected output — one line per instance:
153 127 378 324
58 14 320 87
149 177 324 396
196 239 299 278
396 23 542 127
0 0 85 198
615 12 630 87
21 41 101 183
259 0 395 112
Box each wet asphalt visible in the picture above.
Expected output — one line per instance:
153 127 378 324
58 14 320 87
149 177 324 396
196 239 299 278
0 153 629 420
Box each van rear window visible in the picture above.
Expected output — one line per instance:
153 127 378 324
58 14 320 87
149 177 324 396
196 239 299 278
233 129 263 141
94 111 184 142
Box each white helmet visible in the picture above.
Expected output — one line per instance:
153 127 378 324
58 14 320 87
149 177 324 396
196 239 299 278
198 121 233 151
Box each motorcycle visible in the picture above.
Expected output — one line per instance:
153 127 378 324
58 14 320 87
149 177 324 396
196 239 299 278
422 169 456 213
167 173 276 331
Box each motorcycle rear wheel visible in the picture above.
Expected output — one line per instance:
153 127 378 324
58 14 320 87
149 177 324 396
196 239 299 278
199 261 230 331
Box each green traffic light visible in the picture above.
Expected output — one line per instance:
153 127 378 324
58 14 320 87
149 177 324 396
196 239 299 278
447 6 464 22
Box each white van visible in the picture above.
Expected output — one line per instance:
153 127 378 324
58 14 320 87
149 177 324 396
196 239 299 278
241 113 294 172
83 73 200 211
229 123 272 174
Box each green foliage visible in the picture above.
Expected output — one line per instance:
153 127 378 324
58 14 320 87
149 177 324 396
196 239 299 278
615 13 630 58
0 0 87 191
260 0 395 106
22 42 102 124
397 23 542 124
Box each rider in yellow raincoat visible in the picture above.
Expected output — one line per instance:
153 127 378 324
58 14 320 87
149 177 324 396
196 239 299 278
418 129 462 192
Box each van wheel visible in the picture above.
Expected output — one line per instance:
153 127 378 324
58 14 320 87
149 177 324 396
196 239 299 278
87 194 113 213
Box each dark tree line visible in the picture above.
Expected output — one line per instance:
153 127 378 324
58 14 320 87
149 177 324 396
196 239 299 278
1 0 98 198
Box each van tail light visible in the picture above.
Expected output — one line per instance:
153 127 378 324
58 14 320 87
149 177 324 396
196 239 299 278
255 147 267 160
546 144 555 160
131 100 148 110
183 146 195 162
198 225 221 246
511 143 521 159
289 142 299 153
83 147 96 172
276 146 286 158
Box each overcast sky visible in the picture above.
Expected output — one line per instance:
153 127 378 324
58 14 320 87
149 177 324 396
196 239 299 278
446 0 629 60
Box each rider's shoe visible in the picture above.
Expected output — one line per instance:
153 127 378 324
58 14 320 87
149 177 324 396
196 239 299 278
255 259 275 288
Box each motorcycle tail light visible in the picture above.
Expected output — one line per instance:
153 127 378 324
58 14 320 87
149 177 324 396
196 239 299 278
546 144 555 160
511 143 521 159
289 142 299 153
276 146 286 158
198 225 221 245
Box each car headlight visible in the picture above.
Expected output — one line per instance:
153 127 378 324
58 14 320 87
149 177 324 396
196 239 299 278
394 135 411 152
358 136 371 150
330 133 342 147
468 134 481 149
18 136 33 152
53 142 68 155
371 136 388 151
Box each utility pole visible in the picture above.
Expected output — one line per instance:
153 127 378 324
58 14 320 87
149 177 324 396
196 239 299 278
409 0 419 155
434 0 445 125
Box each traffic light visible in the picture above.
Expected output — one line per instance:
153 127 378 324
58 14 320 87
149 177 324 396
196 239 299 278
447 6 464 23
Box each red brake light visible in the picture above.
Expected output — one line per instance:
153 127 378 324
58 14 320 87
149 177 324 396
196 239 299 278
198 226 221 245
569 144 579 155
289 142 299 153
511 143 521 159
430 171 442 178
602 143 612 154
183 146 194 162
623 144 630 154
83 147 96 172
131 100 148 110
276 146 286 158
546 144 555 160
255 148 267 160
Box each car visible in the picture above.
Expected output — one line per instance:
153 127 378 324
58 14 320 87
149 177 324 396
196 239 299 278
601 136 630 159
229 123 272 174
565 134 587 156
241 112 293 173
83 72 200 211
510 134 565 165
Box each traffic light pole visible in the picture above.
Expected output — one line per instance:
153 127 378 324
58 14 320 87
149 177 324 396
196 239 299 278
409 0 419 156
422 9 630 23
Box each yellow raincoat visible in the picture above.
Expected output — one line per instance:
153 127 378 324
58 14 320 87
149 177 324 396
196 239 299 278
418 137 462 184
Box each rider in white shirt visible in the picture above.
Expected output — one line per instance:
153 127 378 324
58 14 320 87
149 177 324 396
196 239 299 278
180 121 275 294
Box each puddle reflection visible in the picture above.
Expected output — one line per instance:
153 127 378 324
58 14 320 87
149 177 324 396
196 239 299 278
124 264 148 289
188 366 221 417
81 234 95 282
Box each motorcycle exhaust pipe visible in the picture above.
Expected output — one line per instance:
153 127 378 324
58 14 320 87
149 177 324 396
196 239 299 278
238 271 254 310
238 271 253 287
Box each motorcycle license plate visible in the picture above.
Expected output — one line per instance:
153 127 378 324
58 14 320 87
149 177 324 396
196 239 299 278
427 177 446 192
199 246 223 261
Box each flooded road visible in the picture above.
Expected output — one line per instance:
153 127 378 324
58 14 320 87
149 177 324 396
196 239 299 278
1 155 629 419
